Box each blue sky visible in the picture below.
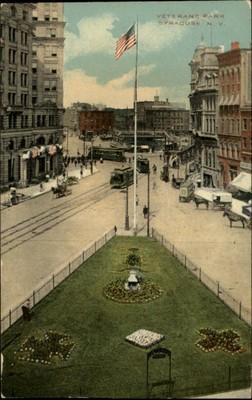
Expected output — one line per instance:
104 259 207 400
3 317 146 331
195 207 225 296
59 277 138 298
63 1 251 108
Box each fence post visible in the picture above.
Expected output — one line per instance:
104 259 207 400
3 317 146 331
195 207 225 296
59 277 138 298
228 366 231 390
82 251 85 262
184 255 187 269
33 290 36 307
199 268 201 282
94 241 97 252
217 281 220 297
52 274 55 289
172 244 175 256
239 302 242 319
9 309 11 327
68 262 71 275
152 227 154 238
161 235 163 245
105 233 107 242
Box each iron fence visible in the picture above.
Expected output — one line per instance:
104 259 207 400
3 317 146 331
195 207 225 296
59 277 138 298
1 228 116 334
152 228 251 326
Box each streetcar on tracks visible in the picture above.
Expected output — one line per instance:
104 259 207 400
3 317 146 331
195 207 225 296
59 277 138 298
87 147 127 162
137 157 149 173
110 166 134 189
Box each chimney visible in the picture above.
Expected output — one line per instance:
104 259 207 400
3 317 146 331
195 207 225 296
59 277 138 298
231 41 240 50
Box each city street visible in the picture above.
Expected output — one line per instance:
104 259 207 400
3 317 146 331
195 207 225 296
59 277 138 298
1 136 251 320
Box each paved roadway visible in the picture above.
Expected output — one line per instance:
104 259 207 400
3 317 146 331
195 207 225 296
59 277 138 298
1 136 251 321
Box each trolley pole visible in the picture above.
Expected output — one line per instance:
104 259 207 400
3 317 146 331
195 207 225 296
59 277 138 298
125 176 130 230
147 161 150 237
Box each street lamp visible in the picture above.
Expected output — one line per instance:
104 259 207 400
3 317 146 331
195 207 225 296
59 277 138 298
90 136 94 174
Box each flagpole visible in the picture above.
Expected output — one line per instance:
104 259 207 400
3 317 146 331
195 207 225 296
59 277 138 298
133 18 138 235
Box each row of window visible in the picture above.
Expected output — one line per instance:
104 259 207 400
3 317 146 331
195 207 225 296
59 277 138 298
32 16 58 22
219 118 250 133
4 112 58 130
219 143 240 160
205 118 216 133
205 97 216 111
10 6 28 21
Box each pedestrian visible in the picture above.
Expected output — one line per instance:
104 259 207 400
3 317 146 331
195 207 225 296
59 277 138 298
40 182 44 192
136 195 139 206
94 160 97 166
143 205 148 218
22 299 31 321
114 225 117 235
160 154 162 160
80 169 83 178
100 157 103 164
74 159 77 168
128 157 131 163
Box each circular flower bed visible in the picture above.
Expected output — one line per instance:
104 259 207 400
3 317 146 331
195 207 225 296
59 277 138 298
15 330 75 365
103 278 162 303
195 328 246 355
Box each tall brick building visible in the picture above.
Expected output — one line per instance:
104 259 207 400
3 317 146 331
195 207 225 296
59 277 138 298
217 42 251 187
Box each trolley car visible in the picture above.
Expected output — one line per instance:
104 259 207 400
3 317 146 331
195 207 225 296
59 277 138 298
110 166 134 189
87 146 126 162
137 157 149 173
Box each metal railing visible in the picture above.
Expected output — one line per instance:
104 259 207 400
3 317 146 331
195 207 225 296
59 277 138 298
152 228 251 326
1 228 116 334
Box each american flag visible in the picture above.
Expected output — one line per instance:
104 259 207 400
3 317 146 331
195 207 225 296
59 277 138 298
115 24 136 60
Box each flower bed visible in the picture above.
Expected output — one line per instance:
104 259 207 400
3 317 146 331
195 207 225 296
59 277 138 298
196 328 246 355
15 330 75 365
103 278 162 303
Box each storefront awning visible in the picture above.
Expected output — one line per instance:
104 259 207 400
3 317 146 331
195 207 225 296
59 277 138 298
230 172 252 193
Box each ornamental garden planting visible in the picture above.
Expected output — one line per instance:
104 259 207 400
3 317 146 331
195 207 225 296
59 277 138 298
1 236 250 398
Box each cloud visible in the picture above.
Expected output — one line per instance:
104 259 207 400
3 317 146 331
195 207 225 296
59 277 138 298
65 14 118 62
64 65 160 108
64 65 189 109
65 14 187 63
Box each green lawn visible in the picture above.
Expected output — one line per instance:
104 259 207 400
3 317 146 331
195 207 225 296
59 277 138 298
2 236 251 398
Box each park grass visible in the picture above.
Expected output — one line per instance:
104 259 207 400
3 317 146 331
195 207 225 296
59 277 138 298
2 236 251 398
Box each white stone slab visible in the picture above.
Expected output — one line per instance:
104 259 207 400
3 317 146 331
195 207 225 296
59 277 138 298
125 329 165 348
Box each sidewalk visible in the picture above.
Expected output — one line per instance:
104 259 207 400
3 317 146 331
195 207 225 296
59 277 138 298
194 387 251 398
0 165 98 209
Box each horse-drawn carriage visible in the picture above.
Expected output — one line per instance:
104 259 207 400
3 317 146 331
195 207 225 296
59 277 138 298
51 183 72 198
193 189 232 210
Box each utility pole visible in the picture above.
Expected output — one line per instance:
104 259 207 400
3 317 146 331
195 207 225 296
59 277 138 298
147 160 150 237
125 174 130 230
90 137 93 174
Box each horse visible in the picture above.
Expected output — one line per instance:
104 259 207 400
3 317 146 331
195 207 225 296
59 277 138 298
193 196 209 209
223 209 246 228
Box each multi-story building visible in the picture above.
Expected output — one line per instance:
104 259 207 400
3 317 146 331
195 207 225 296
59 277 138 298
137 96 189 134
79 110 114 135
189 41 224 187
217 42 251 187
0 3 65 187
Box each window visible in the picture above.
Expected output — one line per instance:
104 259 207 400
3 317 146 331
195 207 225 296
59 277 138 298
8 92 16 106
37 115 41 127
25 115 28 128
243 119 248 130
243 137 247 149
9 49 16 64
23 10 28 21
8 71 16 85
51 53 57 57
0 47 3 62
32 97 37 105
32 16 38 21
0 70 3 84
0 115 4 129
32 50 37 56
11 6 16 17
32 67 37 74
0 24 4 39
21 93 27 106
42 115 46 126
52 69 57 74
9 27 16 43
44 15 50 21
